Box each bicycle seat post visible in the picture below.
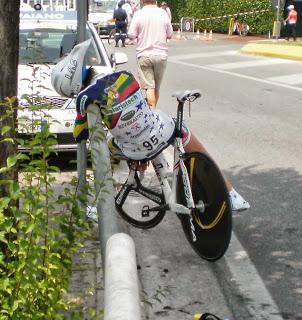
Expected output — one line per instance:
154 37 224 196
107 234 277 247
175 101 185 139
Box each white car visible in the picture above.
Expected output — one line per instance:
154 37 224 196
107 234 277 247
18 10 128 152
88 0 118 35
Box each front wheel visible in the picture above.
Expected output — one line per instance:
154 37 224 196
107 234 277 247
176 152 232 261
115 171 166 229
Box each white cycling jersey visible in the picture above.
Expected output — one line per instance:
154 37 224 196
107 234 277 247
75 70 178 160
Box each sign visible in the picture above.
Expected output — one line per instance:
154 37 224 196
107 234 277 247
181 17 195 33
20 11 77 21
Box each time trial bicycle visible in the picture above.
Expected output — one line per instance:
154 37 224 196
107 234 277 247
115 90 232 261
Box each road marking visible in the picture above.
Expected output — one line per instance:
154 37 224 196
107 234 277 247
267 73 302 85
206 58 294 70
225 233 283 319
169 50 238 61
169 58 302 92
163 148 283 318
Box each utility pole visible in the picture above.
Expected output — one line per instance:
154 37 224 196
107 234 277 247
76 0 88 210
76 0 87 42
275 0 281 40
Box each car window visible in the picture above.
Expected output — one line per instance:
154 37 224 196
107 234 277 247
19 25 105 66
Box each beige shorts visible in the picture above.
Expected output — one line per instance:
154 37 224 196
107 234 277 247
137 55 167 90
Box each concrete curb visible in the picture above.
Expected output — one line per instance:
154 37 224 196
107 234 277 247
104 233 142 320
240 42 302 61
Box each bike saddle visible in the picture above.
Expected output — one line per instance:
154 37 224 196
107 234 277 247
172 89 201 103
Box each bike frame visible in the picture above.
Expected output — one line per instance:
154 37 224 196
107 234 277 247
124 100 199 216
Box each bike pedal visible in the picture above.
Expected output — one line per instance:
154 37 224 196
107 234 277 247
142 205 150 217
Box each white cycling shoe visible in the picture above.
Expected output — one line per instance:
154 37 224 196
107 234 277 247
86 206 98 222
229 188 250 212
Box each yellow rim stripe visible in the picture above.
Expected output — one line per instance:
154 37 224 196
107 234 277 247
188 156 226 229
194 201 226 230
189 157 196 188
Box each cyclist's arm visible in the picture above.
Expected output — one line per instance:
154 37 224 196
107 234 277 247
73 85 101 142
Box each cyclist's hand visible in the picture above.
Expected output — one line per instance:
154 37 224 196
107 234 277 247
129 160 149 172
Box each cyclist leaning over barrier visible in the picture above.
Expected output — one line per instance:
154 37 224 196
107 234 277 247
51 39 250 212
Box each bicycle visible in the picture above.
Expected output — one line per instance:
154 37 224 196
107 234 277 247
115 90 232 261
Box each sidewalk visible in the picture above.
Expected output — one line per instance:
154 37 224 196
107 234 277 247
240 40 302 61
173 31 302 61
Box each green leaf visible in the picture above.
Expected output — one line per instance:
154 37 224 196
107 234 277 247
6 155 18 168
1 126 11 135
0 167 9 174
1 138 15 144
0 197 10 211
25 223 35 234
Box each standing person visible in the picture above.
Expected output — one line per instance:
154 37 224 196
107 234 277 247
122 0 133 26
113 1 128 47
122 0 135 44
284 4 298 41
160 1 172 21
127 0 173 110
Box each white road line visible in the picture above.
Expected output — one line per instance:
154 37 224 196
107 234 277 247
267 73 302 85
225 233 283 319
162 148 283 319
169 50 238 61
169 59 302 92
206 58 294 70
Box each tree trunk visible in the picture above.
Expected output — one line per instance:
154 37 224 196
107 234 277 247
0 1 20 256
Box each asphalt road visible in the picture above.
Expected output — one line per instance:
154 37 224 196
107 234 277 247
107 36 302 320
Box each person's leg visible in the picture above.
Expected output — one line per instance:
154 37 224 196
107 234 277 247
137 56 156 109
115 25 121 47
145 88 157 110
183 131 250 211
153 55 168 108
292 24 297 41
183 133 232 191
121 23 127 47
285 23 289 40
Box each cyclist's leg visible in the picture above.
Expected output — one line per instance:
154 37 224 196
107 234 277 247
183 131 250 211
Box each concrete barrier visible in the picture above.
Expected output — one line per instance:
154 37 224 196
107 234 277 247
104 233 142 320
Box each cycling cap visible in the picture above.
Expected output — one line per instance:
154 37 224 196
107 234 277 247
51 39 92 97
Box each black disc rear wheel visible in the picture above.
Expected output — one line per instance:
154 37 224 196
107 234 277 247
176 152 232 261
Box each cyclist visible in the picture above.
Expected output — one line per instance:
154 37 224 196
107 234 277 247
113 1 128 47
51 40 250 212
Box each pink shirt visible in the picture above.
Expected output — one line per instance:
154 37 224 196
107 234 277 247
128 4 173 58
288 10 298 24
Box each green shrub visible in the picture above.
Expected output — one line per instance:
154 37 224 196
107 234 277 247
166 0 275 34
0 96 97 319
